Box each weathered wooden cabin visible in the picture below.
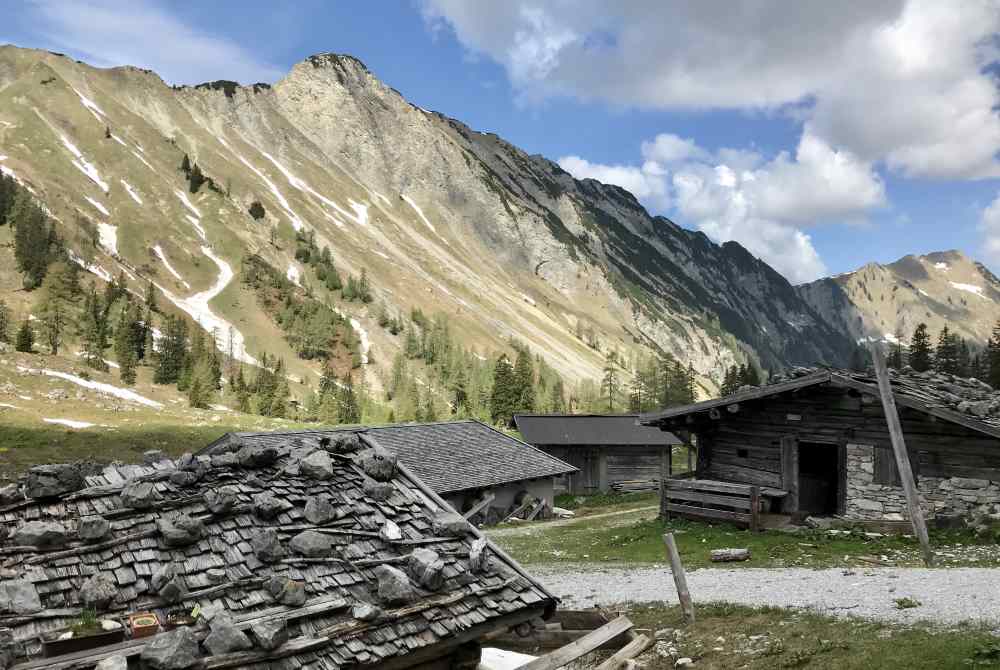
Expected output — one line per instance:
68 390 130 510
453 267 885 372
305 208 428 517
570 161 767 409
513 414 683 494
641 367 1000 525
204 420 577 524
0 431 557 669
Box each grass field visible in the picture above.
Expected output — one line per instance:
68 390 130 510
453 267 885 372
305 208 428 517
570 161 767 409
493 495 999 569
596 602 1000 669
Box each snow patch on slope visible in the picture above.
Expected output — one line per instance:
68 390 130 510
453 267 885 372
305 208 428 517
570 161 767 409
121 179 142 205
131 150 154 171
370 190 392 207
286 264 302 287
44 418 96 429
235 154 306 231
175 190 202 218
950 282 988 299
60 135 108 192
401 195 436 234
71 87 105 118
18 365 162 408
67 249 112 282
349 200 369 226
160 247 257 365
934 262 950 271
96 222 117 255
185 214 207 242
350 318 370 365
153 244 191 289
85 196 110 217
111 134 127 148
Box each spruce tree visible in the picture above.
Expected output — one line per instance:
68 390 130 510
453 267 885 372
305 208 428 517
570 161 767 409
154 316 187 384
15 319 34 353
180 154 191 174
548 378 566 413
189 163 205 194
909 323 933 372
601 350 621 411
989 320 1000 387
0 299 9 343
513 348 536 413
338 374 361 424
114 303 139 385
451 366 469 415
935 326 960 375
37 292 66 355
10 190 55 289
489 353 518 426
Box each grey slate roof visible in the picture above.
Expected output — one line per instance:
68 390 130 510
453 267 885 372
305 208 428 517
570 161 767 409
513 414 682 447
204 420 578 495
0 432 555 669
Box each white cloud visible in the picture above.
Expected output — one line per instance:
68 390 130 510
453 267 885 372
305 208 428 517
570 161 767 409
559 130 884 283
980 194 1000 263
424 0 1000 179
558 155 670 210
24 0 283 85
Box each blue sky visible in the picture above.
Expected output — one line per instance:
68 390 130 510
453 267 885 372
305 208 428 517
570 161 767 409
4 1 1000 283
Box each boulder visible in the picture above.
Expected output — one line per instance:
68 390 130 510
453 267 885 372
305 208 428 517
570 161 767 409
121 481 161 509
211 452 238 469
951 477 990 490
141 627 201 669
204 487 238 515
151 565 186 602
95 655 128 670
77 516 110 543
237 445 279 468
468 537 490 573
325 433 361 454
150 564 175 593
143 450 166 465
24 464 84 498
408 548 445 590
379 520 402 542
0 579 41 614
0 484 21 505
168 471 199 487
251 528 285 563
251 619 289 650
157 514 204 547
360 446 397 482
80 574 117 610
203 616 252 655
13 520 68 548
289 530 332 558
432 511 469 537
374 564 417 605
253 492 292 520
303 496 341 525
363 478 395 501
352 602 382 622
265 576 307 606
299 450 334 480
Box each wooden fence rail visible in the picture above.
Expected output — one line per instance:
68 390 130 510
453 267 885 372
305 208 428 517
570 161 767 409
660 478 761 531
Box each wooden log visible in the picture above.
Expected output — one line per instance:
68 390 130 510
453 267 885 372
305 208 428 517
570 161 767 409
663 533 695 624
869 344 935 567
525 499 546 521
710 548 750 562
503 498 535 523
594 633 652 670
517 616 634 670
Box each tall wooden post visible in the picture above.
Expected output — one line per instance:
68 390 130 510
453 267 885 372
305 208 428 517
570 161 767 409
869 344 935 567
662 533 695 623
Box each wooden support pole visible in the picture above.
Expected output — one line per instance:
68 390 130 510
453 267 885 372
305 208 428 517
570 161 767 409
517 616 634 670
662 533 695 624
594 633 652 670
869 343 935 567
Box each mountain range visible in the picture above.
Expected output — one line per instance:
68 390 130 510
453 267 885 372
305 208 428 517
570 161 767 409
0 45 989 401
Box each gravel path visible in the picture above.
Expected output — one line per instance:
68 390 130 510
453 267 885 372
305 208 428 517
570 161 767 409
533 565 1000 625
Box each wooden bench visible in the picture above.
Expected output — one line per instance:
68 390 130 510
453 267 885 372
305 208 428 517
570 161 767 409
660 478 763 531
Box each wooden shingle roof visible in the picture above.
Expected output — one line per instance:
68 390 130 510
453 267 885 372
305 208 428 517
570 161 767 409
204 421 578 495
0 431 555 669
513 414 682 447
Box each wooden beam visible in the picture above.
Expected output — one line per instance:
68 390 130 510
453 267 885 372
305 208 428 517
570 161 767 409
662 533 695 624
462 492 496 520
516 616 634 670
594 633 652 670
869 344 934 567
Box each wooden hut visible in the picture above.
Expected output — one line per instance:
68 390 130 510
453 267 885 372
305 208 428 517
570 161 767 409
641 367 1000 527
513 414 683 494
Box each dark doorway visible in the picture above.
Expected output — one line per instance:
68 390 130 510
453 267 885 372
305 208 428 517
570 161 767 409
797 442 840 515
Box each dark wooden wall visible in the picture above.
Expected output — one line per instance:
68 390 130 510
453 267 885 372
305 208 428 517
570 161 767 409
659 383 1000 502
536 445 669 493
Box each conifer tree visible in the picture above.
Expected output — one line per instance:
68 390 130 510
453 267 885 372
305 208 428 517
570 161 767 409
180 154 191 174
37 291 66 355
513 348 536 413
189 163 205 194
10 190 56 289
451 366 470 415
339 373 361 424
154 316 188 384
80 285 108 371
0 299 9 343
489 353 518 426
989 320 1000 388
548 378 566 413
935 326 960 375
114 303 139 385
601 350 622 411
909 323 933 372
15 318 34 353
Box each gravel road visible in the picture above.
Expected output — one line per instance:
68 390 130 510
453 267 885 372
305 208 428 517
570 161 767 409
532 565 1000 625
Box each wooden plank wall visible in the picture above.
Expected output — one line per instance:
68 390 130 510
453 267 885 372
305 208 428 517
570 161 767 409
606 446 663 485
663 385 1000 487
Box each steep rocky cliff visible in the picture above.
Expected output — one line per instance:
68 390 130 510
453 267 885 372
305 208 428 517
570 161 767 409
0 45 855 393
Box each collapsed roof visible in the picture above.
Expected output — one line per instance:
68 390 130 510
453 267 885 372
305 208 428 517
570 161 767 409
0 430 555 669
203 420 578 495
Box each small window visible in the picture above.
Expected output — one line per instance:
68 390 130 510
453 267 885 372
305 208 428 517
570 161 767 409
874 448 918 486
736 448 749 459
